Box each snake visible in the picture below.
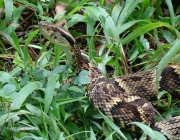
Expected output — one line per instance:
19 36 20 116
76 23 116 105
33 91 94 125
39 21 180 139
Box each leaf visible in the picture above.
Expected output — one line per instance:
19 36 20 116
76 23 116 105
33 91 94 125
157 91 172 110
20 76 29 86
116 0 140 26
79 70 89 76
165 0 175 27
117 20 142 35
81 104 89 113
156 40 180 82
14 0 39 10
90 127 96 140
162 30 174 43
11 29 24 58
0 110 32 126
78 70 90 84
79 76 90 84
64 112 71 122
4 0 13 26
56 97 87 106
100 112 127 140
68 86 82 93
0 71 18 88
11 82 42 110
142 6 155 19
23 29 39 61
44 73 59 113
131 122 167 140
33 68 47 80
121 22 172 45
3 84 16 94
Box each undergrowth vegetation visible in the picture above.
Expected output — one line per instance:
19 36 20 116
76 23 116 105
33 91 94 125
0 0 180 139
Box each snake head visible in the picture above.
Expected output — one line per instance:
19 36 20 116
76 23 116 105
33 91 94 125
39 21 75 48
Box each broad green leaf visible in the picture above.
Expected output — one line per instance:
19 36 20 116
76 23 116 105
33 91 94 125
20 76 29 86
4 0 13 26
0 71 18 87
11 82 42 110
79 70 89 76
3 84 16 94
79 76 90 84
44 73 59 113
0 110 32 126
68 86 82 92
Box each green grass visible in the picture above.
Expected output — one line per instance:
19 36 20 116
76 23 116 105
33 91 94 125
0 0 180 139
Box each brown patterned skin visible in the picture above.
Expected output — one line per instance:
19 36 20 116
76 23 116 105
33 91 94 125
89 63 155 132
115 65 180 100
154 116 180 139
39 21 180 138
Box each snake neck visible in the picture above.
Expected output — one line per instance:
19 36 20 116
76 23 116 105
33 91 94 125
72 44 89 71
72 44 105 80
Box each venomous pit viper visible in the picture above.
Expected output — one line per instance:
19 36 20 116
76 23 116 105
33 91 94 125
39 21 180 139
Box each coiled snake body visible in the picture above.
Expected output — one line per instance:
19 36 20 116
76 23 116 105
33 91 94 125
39 21 180 139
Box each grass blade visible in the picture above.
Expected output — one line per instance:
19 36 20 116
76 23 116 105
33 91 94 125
100 112 127 140
156 40 180 84
121 22 172 45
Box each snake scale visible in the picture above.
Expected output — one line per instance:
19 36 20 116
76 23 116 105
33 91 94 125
39 21 180 139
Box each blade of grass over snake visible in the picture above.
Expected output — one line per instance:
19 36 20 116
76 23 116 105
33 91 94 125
146 44 171 64
156 40 180 84
121 22 173 45
100 112 127 140
131 122 166 140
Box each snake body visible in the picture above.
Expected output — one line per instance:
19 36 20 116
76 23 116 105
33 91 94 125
39 21 180 139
